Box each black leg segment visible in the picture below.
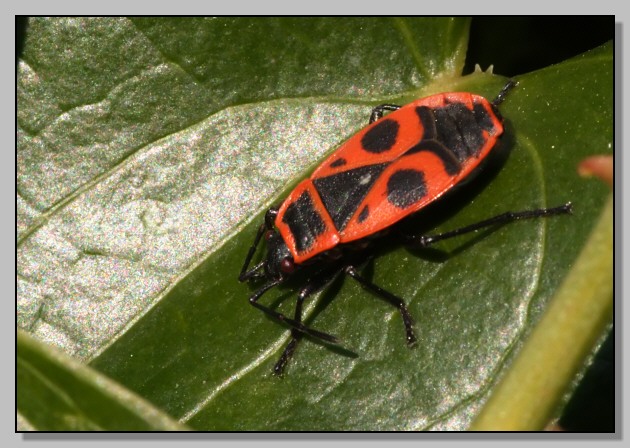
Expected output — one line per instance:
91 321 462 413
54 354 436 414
271 266 345 375
369 104 402 124
248 281 340 344
274 336 300 376
492 79 519 107
405 202 573 248
344 266 417 345
238 208 279 282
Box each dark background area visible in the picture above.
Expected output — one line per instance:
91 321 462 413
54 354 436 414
15 15 615 432
463 16 614 77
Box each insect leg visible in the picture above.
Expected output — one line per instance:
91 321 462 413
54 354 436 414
274 267 345 375
344 266 417 345
405 202 573 248
369 104 402 124
274 337 300 376
492 79 519 107
238 208 279 282
249 282 339 345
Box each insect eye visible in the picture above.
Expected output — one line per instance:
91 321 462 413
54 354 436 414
280 257 295 274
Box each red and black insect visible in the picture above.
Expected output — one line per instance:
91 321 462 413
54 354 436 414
239 80 571 375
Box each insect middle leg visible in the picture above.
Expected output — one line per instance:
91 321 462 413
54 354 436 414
274 267 345 375
369 104 401 123
344 265 417 346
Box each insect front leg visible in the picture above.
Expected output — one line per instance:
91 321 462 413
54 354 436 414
238 208 279 282
248 280 339 345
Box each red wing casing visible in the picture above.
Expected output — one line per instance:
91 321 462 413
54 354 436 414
276 92 504 263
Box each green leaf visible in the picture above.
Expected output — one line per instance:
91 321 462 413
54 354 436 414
471 194 612 430
18 18 612 431
17 330 189 431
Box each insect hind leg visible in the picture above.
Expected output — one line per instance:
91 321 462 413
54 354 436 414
492 79 518 107
404 203 573 248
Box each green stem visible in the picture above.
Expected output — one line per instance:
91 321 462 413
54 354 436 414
470 194 613 431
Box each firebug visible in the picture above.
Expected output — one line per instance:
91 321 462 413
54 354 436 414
239 80 572 375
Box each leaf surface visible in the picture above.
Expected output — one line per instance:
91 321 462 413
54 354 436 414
17 18 612 430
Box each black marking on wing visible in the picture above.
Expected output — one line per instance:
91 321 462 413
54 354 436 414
361 119 399 153
416 106 437 140
357 205 370 223
313 163 388 231
410 101 501 174
433 103 486 161
386 169 427 209
282 191 327 253
404 139 462 176
329 158 347 168
473 103 497 132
